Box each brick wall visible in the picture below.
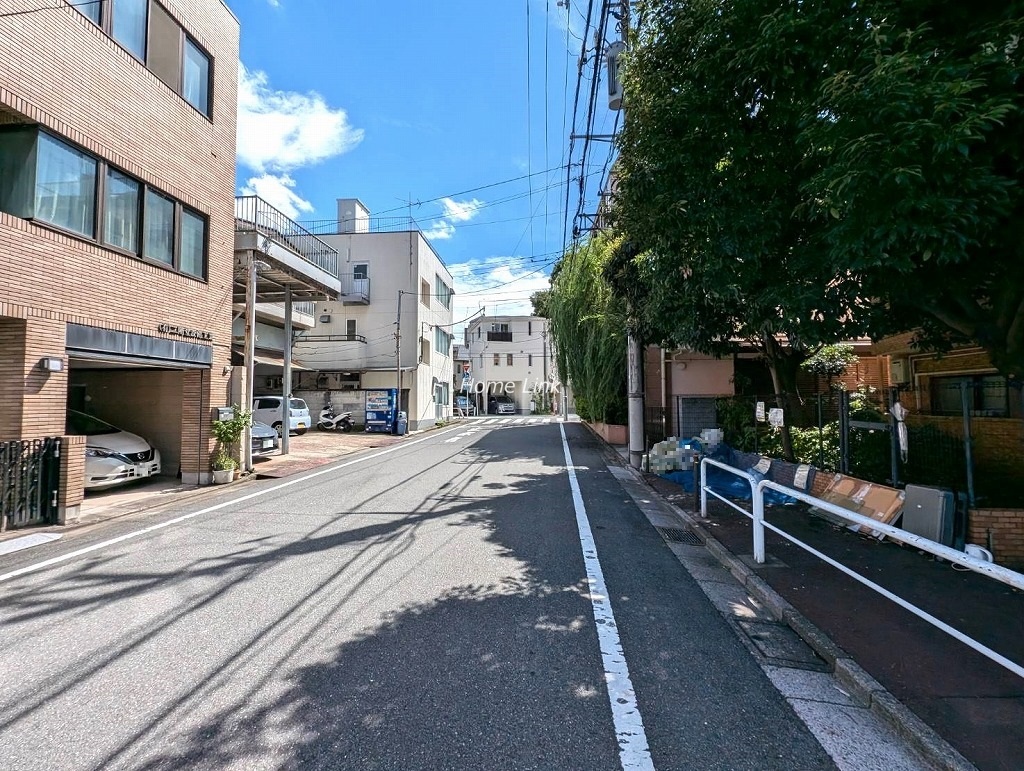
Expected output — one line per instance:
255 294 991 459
0 0 239 481
59 434 86 524
968 509 1024 569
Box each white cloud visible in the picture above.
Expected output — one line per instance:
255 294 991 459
440 197 483 222
422 221 456 241
422 197 484 241
241 173 314 220
236 64 364 175
448 257 552 339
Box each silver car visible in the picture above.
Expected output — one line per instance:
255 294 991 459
251 420 279 457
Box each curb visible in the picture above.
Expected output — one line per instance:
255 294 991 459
606 449 977 771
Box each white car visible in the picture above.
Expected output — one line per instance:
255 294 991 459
252 396 310 436
66 410 162 490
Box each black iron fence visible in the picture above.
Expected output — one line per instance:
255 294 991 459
1 437 61 530
674 381 1024 508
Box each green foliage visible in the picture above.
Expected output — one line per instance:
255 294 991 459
211 406 252 471
802 344 858 383
547 234 628 424
614 0 1024 378
530 290 551 319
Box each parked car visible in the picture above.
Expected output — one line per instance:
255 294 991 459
252 396 310 436
66 409 162 490
251 420 279 457
454 395 476 416
487 394 517 415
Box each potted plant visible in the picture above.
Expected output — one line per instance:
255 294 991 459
210 405 252 484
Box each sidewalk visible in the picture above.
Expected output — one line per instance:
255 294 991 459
612 443 1023 771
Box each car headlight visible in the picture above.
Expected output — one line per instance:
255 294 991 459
86 447 115 458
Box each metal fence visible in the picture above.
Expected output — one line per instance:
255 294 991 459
676 381 1024 508
1 438 61 530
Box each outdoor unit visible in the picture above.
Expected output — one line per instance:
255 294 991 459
266 376 283 390
890 357 910 384
901 484 955 546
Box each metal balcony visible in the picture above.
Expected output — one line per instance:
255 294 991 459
340 275 371 305
234 196 341 303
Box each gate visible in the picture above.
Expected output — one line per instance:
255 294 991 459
0 438 61 530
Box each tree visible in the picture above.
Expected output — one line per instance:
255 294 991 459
801 3 1024 378
547 233 628 424
801 344 859 390
530 290 551 318
612 0 873 457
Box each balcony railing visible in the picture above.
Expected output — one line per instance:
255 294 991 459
235 196 338 278
297 333 368 344
340 275 371 303
301 215 425 235
487 331 513 342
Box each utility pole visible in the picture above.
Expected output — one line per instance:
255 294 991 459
542 325 549 412
242 253 258 473
611 0 644 469
395 289 403 412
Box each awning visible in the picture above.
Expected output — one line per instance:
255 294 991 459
235 348 313 371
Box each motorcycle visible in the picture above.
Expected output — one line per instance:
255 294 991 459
317 402 354 432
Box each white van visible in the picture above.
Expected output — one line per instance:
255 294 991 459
252 396 310 436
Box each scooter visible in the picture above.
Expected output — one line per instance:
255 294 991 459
317 402 354 432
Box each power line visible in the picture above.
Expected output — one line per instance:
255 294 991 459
368 165 567 217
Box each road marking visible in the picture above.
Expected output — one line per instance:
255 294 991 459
499 418 511 424
559 424 654 771
0 426 465 585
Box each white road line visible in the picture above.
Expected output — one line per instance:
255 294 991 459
499 418 511 424
542 418 552 424
0 426 464 585
559 424 655 771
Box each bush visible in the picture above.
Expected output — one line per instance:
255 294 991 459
211 406 252 471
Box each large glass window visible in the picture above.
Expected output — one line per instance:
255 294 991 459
183 39 211 116
73 0 102 24
144 189 174 265
180 207 206 278
103 168 139 252
35 133 96 237
112 0 148 61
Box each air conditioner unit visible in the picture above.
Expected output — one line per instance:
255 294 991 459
890 357 910 384
339 380 360 390
266 376 283 390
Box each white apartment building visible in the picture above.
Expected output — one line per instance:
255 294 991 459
293 199 456 431
463 315 558 414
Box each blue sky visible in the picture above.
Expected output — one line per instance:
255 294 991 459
225 0 620 330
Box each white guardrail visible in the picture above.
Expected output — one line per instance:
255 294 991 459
698 456 1024 680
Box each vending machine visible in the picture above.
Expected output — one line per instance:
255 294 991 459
364 388 397 433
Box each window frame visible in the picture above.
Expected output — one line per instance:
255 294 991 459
0 127 208 281
66 0 214 120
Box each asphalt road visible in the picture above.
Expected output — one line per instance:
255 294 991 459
0 421 839 770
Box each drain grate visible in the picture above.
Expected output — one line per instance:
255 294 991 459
656 527 702 546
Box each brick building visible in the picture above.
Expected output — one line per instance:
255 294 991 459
0 0 240 522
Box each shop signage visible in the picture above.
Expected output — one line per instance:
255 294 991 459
158 323 212 341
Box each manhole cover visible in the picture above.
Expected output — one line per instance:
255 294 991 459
656 527 701 546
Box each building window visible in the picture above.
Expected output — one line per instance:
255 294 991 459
930 375 1009 417
493 354 500 366
434 327 451 355
476 327 481 339
507 354 513 366
103 168 139 252
179 207 206 278
435 275 452 309
73 0 101 24
183 38 211 116
112 0 148 61
67 0 212 118
421 338 430 362
34 133 97 237
0 128 208 280
421 279 431 306
346 319 357 339
528 354 533 367
144 189 175 265
354 263 368 279
528 321 532 336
